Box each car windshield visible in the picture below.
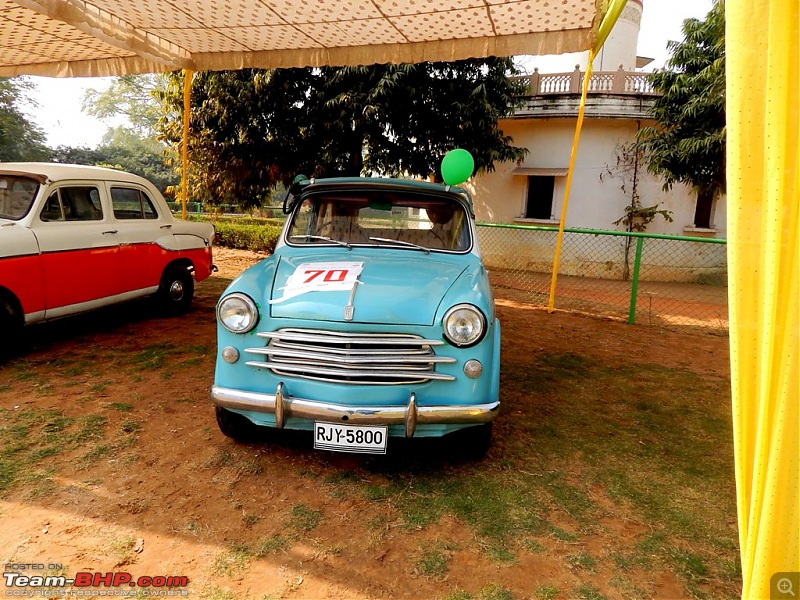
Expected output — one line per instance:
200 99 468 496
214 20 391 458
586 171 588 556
0 174 40 220
287 190 471 252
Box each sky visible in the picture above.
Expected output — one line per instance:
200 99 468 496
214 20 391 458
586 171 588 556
22 0 713 150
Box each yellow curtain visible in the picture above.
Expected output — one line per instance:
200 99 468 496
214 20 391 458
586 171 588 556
727 1 800 598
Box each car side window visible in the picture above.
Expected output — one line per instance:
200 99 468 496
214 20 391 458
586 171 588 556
40 191 64 221
291 199 314 235
111 187 159 220
40 187 103 222
64 186 103 221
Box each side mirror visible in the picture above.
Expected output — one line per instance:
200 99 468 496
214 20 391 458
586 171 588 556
282 174 309 215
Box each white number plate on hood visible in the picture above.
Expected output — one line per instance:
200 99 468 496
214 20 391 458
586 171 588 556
314 422 388 454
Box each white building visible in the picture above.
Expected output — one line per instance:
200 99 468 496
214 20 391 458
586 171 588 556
471 0 726 240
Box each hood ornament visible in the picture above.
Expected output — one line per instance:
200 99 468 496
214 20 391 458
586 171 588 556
344 279 363 321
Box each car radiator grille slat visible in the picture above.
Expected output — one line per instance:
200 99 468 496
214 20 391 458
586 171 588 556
245 328 455 385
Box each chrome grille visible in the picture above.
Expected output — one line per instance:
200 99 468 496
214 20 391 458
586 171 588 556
244 328 456 385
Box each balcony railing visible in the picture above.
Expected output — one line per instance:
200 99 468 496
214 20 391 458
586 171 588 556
520 66 657 96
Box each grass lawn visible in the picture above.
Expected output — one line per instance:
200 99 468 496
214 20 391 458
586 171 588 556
0 257 738 599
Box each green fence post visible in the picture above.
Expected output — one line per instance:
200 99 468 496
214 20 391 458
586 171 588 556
627 236 645 324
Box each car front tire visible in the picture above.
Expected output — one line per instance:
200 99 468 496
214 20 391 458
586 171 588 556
0 295 23 361
450 422 493 460
215 407 262 443
158 266 194 314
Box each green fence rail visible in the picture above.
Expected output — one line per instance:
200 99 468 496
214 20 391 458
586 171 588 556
476 223 728 332
167 201 203 215
168 202 287 219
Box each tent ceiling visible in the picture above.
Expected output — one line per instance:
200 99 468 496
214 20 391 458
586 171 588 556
0 0 602 78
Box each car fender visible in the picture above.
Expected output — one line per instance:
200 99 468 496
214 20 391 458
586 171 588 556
156 228 213 252
0 224 45 318
216 255 277 346
434 259 495 324
0 223 40 258
429 258 499 403
489 320 501 403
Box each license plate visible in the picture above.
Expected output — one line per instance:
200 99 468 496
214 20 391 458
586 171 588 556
314 422 388 454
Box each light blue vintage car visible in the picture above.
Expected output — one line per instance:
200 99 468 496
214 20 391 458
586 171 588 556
210 175 500 456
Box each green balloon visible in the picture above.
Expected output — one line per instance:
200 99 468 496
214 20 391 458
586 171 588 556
441 149 475 186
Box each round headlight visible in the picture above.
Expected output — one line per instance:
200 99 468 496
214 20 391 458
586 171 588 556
217 293 258 334
443 304 486 347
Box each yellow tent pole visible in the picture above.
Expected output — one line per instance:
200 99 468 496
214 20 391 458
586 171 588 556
181 69 193 221
547 0 627 312
547 52 594 312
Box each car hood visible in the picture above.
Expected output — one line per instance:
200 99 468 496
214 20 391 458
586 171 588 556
269 251 468 326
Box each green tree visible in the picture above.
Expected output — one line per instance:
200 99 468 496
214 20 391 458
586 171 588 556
83 74 166 138
99 128 179 192
0 77 50 162
157 68 316 207
603 143 673 280
158 59 528 208
72 74 178 192
635 0 725 229
52 137 179 193
50 145 102 165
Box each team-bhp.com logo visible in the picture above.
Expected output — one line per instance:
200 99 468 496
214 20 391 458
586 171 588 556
4 565 189 597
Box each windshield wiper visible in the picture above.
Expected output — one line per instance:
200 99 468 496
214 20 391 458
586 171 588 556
289 234 351 249
368 236 430 254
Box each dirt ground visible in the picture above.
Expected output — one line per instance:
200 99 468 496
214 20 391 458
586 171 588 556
0 248 732 600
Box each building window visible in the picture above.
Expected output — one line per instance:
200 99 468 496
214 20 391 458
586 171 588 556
693 191 714 229
525 176 555 219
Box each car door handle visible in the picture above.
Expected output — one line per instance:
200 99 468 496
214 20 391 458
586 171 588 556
160 224 173 229
102 229 118 234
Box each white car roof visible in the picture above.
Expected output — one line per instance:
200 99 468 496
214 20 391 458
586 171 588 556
0 162 152 186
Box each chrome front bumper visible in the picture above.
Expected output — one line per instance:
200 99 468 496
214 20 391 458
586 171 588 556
210 383 499 438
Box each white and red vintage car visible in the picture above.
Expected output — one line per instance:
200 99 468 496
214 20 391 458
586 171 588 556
0 163 215 349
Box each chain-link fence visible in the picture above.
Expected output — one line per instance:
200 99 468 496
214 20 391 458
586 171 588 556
477 223 728 332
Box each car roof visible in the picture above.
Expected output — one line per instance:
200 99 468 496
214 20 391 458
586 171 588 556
305 176 465 193
298 176 473 209
0 162 151 185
